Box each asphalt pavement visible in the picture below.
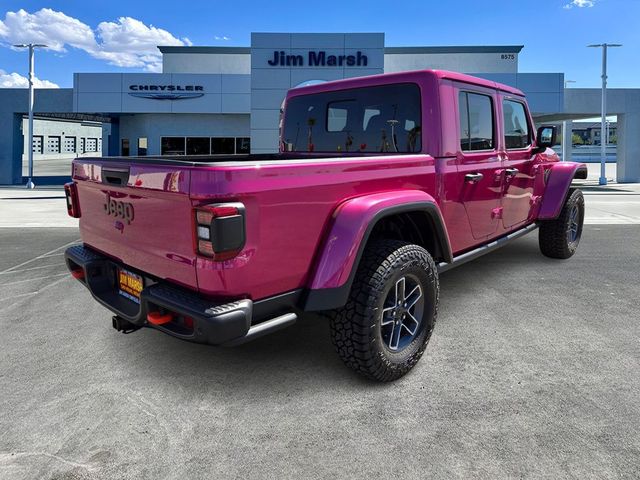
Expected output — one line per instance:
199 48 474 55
0 221 639 479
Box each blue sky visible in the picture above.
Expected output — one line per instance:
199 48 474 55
0 0 638 88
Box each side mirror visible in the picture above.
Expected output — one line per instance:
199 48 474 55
533 125 557 153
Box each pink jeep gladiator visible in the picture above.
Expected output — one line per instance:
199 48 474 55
64 70 587 381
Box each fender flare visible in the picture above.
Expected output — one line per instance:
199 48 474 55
304 190 451 312
537 162 587 220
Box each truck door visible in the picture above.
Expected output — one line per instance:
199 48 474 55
457 89 502 240
500 97 537 229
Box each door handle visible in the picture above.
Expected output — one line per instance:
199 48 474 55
505 168 519 177
465 173 483 183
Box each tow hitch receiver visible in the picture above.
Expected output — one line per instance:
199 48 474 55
112 315 140 334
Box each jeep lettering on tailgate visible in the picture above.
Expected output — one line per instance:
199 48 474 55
103 193 134 224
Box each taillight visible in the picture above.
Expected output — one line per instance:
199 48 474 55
194 203 245 260
64 182 81 218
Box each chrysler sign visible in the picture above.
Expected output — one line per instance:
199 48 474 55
128 84 204 100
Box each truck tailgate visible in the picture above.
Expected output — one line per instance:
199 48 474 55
73 161 197 290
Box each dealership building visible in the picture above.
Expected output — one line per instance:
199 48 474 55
0 32 639 184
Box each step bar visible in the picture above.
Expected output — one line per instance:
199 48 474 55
438 223 538 273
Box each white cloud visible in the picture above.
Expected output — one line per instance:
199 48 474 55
0 9 96 52
564 0 596 9
92 16 185 70
214 35 231 41
0 69 59 88
0 8 190 71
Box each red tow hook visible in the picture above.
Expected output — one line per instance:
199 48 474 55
70 269 85 280
147 311 175 325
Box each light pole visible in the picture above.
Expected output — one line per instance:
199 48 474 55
588 43 622 185
13 43 48 189
562 80 576 162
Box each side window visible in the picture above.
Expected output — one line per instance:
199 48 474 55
503 99 530 149
458 93 469 150
459 92 494 151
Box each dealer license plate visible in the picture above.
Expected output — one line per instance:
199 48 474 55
118 268 143 304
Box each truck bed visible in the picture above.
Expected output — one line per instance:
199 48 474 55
71 153 437 301
77 151 397 167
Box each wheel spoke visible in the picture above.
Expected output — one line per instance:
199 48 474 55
405 285 422 309
570 206 579 224
404 311 420 332
380 304 395 326
401 320 418 336
395 277 406 307
389 322 403 350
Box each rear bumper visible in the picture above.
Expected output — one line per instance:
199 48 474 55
64 245 294 345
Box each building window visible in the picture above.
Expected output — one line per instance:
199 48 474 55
121 138 130 156
32 135 43 154
138 137 148 156
211 137 235 154
503 99 530 149
459 92 494 151
47 136 61 154
161 137 186 155
86 138 97 152
236 137 250 154
63 137 76 154
327 104 349 132
363 108 381 130
187 137 211 155
159 136 250 156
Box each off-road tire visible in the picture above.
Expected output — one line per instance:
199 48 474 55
328 240 439 382
539 188 585 259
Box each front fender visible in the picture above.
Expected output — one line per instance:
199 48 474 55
537 162 587 220
304 190 450 311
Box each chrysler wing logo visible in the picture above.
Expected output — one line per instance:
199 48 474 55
129 92 204 100
128 85 204 101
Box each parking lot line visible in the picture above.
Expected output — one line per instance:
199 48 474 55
0 264 65 275
0 275 70 312
0 272 68 287
0 238 80 274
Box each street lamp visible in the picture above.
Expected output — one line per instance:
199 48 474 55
13 43 48 189
562 80 576 162
588 43 622 186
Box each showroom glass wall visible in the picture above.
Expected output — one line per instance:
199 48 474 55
160 136 251 155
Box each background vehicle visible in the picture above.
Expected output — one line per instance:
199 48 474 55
64 70 587 381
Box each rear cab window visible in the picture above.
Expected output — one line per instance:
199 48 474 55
502 99 531 149
282 83 422 154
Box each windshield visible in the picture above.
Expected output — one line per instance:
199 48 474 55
282 83 422 154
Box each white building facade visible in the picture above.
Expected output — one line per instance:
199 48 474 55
74 33 550 157
1 32 638 184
